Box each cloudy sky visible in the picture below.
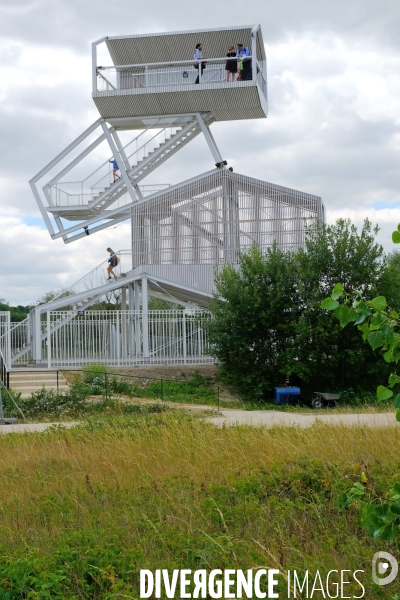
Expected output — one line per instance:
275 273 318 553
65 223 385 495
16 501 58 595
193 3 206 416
1 0 399 305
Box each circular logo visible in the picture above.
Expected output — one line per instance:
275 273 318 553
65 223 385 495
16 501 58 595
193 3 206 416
372 552 398 586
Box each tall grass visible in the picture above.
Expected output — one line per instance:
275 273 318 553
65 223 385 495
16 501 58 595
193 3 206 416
0 416 399 597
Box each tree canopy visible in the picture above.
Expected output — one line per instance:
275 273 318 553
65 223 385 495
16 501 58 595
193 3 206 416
207 218 396 400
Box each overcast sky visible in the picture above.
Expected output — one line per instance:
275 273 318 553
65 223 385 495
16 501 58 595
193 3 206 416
1 0 399 305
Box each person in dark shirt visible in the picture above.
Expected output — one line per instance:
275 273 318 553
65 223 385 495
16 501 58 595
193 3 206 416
236 43 252 81
106 247 118 279
225 46 237 82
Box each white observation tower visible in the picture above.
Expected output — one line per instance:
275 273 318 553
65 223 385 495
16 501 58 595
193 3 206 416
23 25 325 366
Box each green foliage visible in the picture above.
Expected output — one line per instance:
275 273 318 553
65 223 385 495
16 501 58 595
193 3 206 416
207 219 393 400
6 382 165 420
82 362 108 383
109 376 140 397
321 282 400 422
207 244 302 400
0 299 31 322
144 373 217 403
0 450 392 598
341 482 400 546
295 218 387 392
321 223 400 548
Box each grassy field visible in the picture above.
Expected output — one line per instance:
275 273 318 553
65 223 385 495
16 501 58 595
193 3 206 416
0 412 400 598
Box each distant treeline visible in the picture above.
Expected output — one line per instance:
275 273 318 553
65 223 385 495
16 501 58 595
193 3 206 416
0 300 31 322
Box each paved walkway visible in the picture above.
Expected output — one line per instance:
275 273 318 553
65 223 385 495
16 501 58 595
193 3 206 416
207 409 399 428
0 408 397 434
0 422 79 435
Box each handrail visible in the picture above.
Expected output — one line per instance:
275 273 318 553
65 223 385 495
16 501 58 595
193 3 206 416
97 70 116 90
0 378 26 420
97 56 253 71
0 347 9 390
48 249 132 303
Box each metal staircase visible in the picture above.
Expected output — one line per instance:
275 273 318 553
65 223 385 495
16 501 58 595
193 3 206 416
87 119 204 212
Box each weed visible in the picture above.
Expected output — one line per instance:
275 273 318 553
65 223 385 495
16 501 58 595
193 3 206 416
0 417 397 597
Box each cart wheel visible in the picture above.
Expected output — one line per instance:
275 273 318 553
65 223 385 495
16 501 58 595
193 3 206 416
311 397 325 409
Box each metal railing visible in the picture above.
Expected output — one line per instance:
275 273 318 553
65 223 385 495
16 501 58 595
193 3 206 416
47 118 181 208
43 309 212 368
0 348 9 389
49 250 133 303
96 56 258 91
0 312 11 373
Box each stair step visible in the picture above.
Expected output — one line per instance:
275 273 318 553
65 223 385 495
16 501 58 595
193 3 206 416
12 384 70 391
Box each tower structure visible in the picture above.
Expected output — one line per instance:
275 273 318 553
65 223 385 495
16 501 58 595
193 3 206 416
22 26 325 366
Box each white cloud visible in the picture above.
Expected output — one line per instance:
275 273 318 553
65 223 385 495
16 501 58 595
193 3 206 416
0 216 131 305
1 2 400 304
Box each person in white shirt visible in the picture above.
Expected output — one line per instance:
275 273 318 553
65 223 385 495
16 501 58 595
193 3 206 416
193 43 206 84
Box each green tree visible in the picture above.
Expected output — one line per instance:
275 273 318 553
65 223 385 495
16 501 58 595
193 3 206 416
207 244 301 400
0 299 31 322
378 250 400 311
322 227 400 547
295 218 387 391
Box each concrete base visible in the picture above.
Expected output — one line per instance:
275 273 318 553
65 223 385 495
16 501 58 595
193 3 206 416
0 418 18 425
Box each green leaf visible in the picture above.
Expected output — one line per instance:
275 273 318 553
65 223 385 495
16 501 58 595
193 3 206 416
389 373 400 387
353 482 365 491
390 310 399 319
394 394 400 408
392 230 400 244
390 483 400 496
377 385 393 401
338 305 358 327
384 351 394 363
321 298 339 310
368 331 385 350
331 283 344 300
390 502 400 516
370 296 387 312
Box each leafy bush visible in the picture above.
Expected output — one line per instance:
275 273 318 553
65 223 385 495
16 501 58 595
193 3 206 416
109 376 140 397
19 382 89 419
144 373 217 402
82 363 107 383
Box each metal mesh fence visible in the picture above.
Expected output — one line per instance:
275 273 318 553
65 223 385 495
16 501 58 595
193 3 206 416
43 309 212 368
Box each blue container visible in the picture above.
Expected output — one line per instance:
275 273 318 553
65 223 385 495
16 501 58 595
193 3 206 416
274 386 301 405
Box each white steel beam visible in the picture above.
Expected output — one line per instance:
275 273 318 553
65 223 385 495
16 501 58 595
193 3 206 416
30 120 102 184
141 276 149 358
50 168 222 240
195 114 223 163
100 121 139 203
47 133 106 185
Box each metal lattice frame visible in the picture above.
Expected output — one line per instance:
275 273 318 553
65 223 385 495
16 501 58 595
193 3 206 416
25 25 326 366
131 169 324 269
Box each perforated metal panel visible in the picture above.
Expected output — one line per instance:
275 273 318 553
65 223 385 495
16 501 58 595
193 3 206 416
105 25 264 66
131 169 324 270
94 83 267 123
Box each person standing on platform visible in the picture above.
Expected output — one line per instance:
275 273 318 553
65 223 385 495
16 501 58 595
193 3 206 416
109 158 120 182
194 43 206 84
225 46 237 82
236 43 251 80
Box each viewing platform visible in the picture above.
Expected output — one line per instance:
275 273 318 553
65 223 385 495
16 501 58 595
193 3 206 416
92 25 268 127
